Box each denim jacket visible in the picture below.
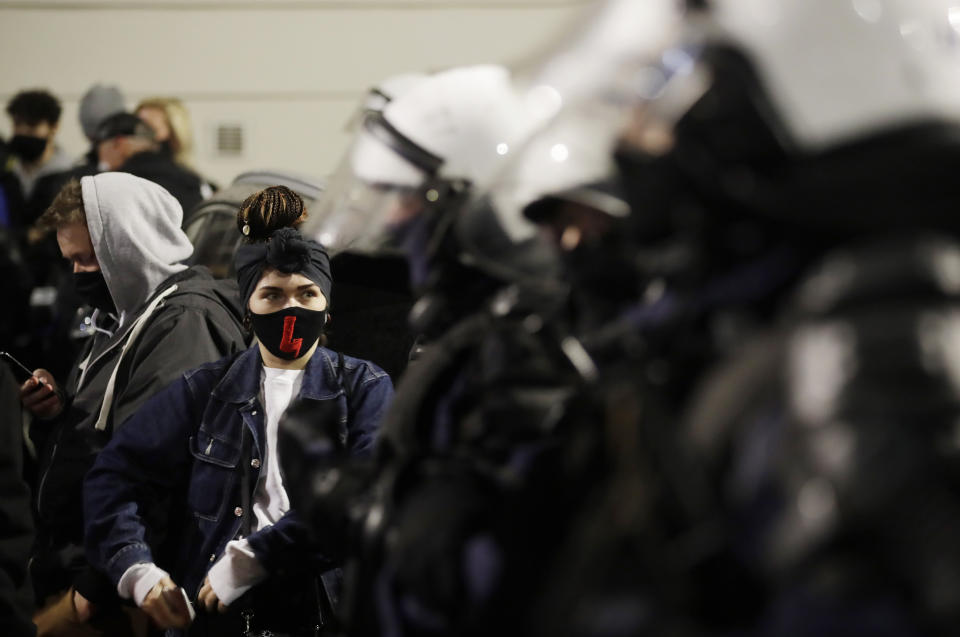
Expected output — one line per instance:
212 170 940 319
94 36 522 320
83 345 393 603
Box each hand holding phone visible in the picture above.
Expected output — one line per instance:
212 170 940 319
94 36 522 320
0 351 34 385
7 357 65 420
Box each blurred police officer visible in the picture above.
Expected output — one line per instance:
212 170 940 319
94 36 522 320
282 65 608 636
518 0 960 634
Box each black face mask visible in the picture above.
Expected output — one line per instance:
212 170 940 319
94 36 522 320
73 271 116 314
612 146 691 245
9 134 47 163
250 306 327 360
561 227 646 327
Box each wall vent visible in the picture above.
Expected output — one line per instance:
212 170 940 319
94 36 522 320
216 123 244 156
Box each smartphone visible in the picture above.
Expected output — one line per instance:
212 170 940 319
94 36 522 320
0 351 35 384
161 585 196 622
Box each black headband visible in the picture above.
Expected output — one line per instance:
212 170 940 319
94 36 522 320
235 228 333 311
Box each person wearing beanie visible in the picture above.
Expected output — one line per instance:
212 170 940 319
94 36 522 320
79 84 125 144
47 83 127 185
75 83 126 173
83 225 394 635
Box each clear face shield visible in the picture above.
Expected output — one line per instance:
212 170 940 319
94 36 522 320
304 113 445 254
342 88 392 133
342 73 430 133
484 31 712 248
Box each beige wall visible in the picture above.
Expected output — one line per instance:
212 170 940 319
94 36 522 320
0 0 593 188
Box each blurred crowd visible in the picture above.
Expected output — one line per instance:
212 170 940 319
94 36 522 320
1 86 213 381
4 1 960 636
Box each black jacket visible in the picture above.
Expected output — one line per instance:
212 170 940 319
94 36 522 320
0 368 36 636
30 266 247 602
119 151 204 215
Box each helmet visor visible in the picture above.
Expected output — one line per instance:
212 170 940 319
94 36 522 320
304 116 437 254
487 37 708 230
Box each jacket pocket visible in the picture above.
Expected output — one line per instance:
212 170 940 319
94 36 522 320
187 430 240 521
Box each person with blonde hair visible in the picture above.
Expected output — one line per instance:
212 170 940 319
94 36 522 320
135 97 195 169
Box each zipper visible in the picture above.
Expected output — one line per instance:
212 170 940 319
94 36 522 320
75 324 133 393
78 287 175 393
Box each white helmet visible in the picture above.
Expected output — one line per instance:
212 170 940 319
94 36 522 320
343 72 429 132
703 0 960 152
478 0 693 231
510 0 688 112
599 0 960 234
306 64 542 253
486 107 629 229
496 0 960 240
593 0 960 165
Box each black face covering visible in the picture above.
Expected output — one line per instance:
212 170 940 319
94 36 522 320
73 271 116 314
612 146 688 245
560 226 646 332
250 306 327 360
9 134 47 163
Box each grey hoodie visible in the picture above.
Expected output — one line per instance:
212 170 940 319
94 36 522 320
80 172 193 317
32 176 247 602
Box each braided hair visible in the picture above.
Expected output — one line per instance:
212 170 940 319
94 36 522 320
237 185 308 243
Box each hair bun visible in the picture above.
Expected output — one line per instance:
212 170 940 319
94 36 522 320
237 185 308 243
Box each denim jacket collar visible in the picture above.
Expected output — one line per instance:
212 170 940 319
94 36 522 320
211 344 344 404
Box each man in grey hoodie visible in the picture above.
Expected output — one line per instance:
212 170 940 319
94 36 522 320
20 173 247 635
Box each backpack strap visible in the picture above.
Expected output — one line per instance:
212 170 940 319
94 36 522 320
93 284 178 431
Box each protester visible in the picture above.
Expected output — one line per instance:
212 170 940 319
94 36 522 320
76 84 125 174
94 112 205 213
23 173 247 635
135 97 196 170
23 85 126 233
136 97 215 197
84 223 393 636
4 90 71 208
4 90 72 229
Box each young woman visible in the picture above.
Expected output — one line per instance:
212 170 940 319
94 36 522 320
83 226 394 635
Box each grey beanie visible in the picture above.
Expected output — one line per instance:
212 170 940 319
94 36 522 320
79 84 125 141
